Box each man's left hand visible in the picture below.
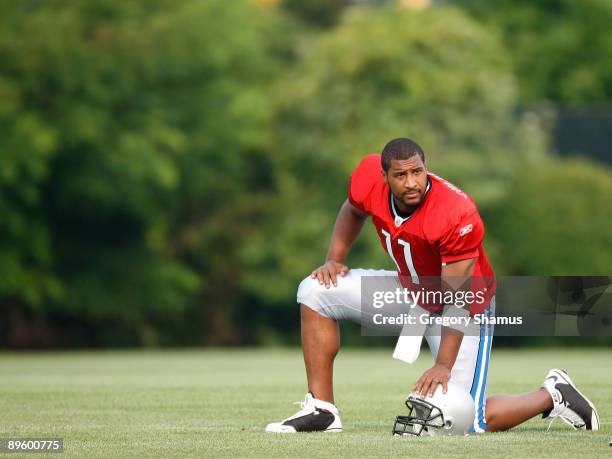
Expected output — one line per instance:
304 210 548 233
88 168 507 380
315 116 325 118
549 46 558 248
412 363 451 397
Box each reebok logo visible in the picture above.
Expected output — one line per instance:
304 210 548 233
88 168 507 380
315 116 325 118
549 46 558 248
459 224 473 236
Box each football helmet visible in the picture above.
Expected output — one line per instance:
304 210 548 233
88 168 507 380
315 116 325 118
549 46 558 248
393 381 475 436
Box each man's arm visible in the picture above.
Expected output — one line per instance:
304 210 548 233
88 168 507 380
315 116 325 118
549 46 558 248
412 257 476 397
311 199 368 288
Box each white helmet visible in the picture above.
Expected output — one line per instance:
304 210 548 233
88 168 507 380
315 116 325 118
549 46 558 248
393 381 475 436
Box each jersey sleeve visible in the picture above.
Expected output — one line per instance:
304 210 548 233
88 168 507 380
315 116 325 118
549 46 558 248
438 209 484 263
348 154 381 214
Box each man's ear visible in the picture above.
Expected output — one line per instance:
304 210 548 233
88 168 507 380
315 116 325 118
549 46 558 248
381 168 388 183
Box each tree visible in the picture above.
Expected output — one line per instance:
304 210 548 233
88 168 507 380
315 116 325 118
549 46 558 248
489 157 612 275
451 0 612 105
0 0 291 346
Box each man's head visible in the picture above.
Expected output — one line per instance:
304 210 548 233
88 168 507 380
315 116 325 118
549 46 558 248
381 138 428 210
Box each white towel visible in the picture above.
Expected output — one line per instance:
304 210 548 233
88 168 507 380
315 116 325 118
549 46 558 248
392 306 430 363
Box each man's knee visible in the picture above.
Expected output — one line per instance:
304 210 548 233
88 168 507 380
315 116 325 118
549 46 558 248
297 275 335 318
297 271 363 320
297 275 318 302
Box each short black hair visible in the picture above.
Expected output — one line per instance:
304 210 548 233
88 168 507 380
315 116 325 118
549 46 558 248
381 138 425 171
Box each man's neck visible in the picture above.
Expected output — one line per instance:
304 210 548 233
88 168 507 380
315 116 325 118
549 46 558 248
393 196 418 217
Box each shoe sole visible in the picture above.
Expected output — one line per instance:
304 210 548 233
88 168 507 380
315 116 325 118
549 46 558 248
265 428 343 433
265 421 343 433
551 369 600 431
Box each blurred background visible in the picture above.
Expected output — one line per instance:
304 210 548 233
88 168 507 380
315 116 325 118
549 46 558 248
0 0 610 349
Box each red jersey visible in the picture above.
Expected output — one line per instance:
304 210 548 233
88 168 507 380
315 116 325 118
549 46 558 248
348 154 495 314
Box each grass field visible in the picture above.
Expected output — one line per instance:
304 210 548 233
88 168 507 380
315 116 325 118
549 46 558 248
0 348 610 458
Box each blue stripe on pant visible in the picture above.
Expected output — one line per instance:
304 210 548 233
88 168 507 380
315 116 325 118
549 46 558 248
469 301 494 433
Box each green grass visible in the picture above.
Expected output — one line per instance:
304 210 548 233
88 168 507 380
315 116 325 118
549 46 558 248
0 348 610 458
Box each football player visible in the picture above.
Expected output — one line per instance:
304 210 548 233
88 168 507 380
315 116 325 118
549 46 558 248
265 138 599 434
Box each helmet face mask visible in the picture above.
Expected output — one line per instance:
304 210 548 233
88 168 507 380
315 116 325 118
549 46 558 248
392 382 475 437
392 398 446 436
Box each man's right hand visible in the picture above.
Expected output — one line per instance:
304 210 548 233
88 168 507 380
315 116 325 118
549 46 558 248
311 260 349 289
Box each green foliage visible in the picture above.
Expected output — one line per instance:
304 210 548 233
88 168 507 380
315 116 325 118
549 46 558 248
489 157 612 275
452 0 612 105
0 0 291 346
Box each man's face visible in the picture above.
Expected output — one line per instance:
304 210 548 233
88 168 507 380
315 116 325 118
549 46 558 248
383 156 428 209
